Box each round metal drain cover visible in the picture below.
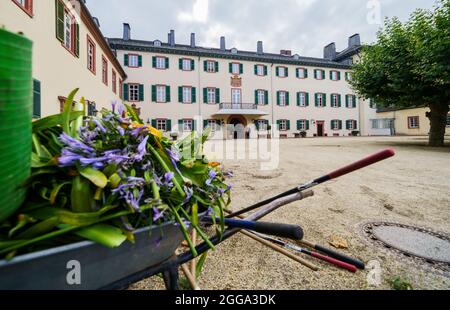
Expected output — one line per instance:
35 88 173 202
363 222 450 265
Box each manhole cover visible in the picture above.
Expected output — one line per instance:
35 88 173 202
362 222 450 265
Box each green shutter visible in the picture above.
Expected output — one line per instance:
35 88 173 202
264 90 269 105
286 120 291 130
165 57 169 69
215 61 219 72
286 67 289 77
264 65 268 76
192 120 197 131
203 88 208 104
314 70 317 79
229 63 232 73
315 93 318 107
166 86 171 102
203 60 208 72
151 85 156 102
139 84 144 101
339 120 343 130
179 59 183 70
345 95 349 108
286 92 290 106
215 88 220 104
33 79 41 118
255 120 260 131
167 120 172 131
305 93 309 106
203 120 208 128
124 54 129 66
191 59 195 70
239 63 243 74
255 90 258 104
138 55 142 67
124 84 129 101
304 68 308 78
353 95 357 108
297 120 301 130
192 87 196 103
74 23 80 56
322 93 326 107
330 71 333 80
296 68 299 78
151 119 157 128
178 119 183 131
254 65 258 75
152 56 157 68
297 92 300 106
338 71 341 80
330 120 334 129
306 120 310 130
346 120 350 130
338 94 342 107
276 92 280 106
322 70 326 80
354 120 358 129
276 120 281 130
276 67 279 77
178 86 183 103
55 0 64 42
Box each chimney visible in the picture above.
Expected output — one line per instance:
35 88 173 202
168 32 171 44
123 23 131 40
324 42 336 60
92 17 100 28
190 33 196 48
348 34 361 48
170 29 175 46
280 50 292 56
220 36 226 51
257 41 263 54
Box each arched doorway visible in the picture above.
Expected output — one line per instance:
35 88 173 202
228 115 247 139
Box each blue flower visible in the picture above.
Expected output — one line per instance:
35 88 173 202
93 119 107 133
153 207 164 222
59 132 95 154
205 169 218 186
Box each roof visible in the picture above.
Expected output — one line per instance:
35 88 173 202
333 45 363 62
108 38 352 70
78 1 126 78
376 105 428 113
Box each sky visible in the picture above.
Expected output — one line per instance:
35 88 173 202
86 0 438 58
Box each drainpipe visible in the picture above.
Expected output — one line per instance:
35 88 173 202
358 97 363 136
270 62 275 129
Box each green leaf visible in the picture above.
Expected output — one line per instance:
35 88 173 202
125 104 143 124
73 224 127 248
62 88 80 135
32 111 84 133
49 181 71 205
79 167 108 188
71 175 96 213
71 97 86 139
195 252 208 278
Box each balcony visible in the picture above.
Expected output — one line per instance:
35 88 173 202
213 103 269 116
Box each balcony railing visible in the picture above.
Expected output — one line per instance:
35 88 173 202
219 103 258 110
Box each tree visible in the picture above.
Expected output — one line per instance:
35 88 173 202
350 1 450 146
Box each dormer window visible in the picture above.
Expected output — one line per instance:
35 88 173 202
154 40 162 47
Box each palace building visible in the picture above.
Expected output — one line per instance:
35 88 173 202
108 25 376 139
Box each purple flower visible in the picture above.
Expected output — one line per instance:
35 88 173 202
58 149 83 167
79 156 108 166
59 132 95 154
205 169 218 186
153 207 164 222
120 217 134 232
111 101 117 113
125 189 143 213
225 170 234 177
131 126 147 137
166 147 183 176
117 126 125 136
93 119 107 133
118 103 125 117
183 187 193 205
162 172 174 187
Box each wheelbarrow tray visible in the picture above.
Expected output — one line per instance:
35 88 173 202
0 221 184 290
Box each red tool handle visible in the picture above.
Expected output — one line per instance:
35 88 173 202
327 148 395 180
310 251 358 273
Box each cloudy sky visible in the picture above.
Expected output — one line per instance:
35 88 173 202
86 0 438 58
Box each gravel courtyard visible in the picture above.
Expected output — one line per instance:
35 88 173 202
131 136 450 290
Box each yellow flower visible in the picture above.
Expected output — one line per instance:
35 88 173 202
208 162 221 167
147 126 162 139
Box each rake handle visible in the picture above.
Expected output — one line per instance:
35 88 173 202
309 251 358 273
314 244 365 270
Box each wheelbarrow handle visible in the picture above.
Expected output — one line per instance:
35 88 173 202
203 218 304 240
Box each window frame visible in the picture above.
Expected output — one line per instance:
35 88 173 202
156 85 167 103
298 119 307 131
128 54 140 68
279 119 288 131
156 119 168 132
314 69 325 80
330 70 339 81
101 55 108 86
86 35 96 75
317 93 324 107
331 119 340 131
331 94 339 108
297 67 307 79
155 56 167 70
277 66 288 78
256 64 266 76
205 60 217 73
13 0 33 17
181 58 193 71
231 62 241 75
61 8 75 55
278 91 288 106
112 70 117 94
408 116 420 129
348 120 356 130
182 119 194 132
207 87 217 104
298 92 307 107
181 86 193 104
346 94 355 108
119 79 123 100
128 83 140 102
257 89 266 105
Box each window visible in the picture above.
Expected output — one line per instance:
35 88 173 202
346 94 356 108
408 116 420 129
64 11 73 51
181 58 193 71
87 36 96 74
14 0 33 17
371 119 393 129
207 119 220 132
157 85 167 103
230 63 242 75
56 0 79 56
182 119 193 132
182 87 192 104
278 91 287 106
345 72 352 81
257 90 266 105
347 120 357 130
316 93 325 107
206 61 215 72
298 92 307 107
278 120 288 131
155 56 168 69
207 88 216 104
447 114 450 127
102 56 108 85
119 79 123 100
129 84 139 102
256 120 268 131
330 70 340 81
297 120 307 131
331 94 340 108
156 119 168 131
87 101 97 117
314 69 325 80
112 70 117 94
297 68 307 79
128 54 139 67
331 120 341 130
277 66 288 78
256 65 266 76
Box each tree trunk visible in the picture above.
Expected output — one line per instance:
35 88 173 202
427 103 449 147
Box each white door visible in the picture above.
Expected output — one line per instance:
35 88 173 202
231 89 241 109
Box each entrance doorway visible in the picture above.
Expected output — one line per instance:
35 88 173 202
228 115 247 139
316 121 325 137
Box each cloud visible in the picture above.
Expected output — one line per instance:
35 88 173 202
177 0 209 23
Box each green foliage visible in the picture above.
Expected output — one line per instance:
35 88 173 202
389 276 413 290
350 1 450 108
